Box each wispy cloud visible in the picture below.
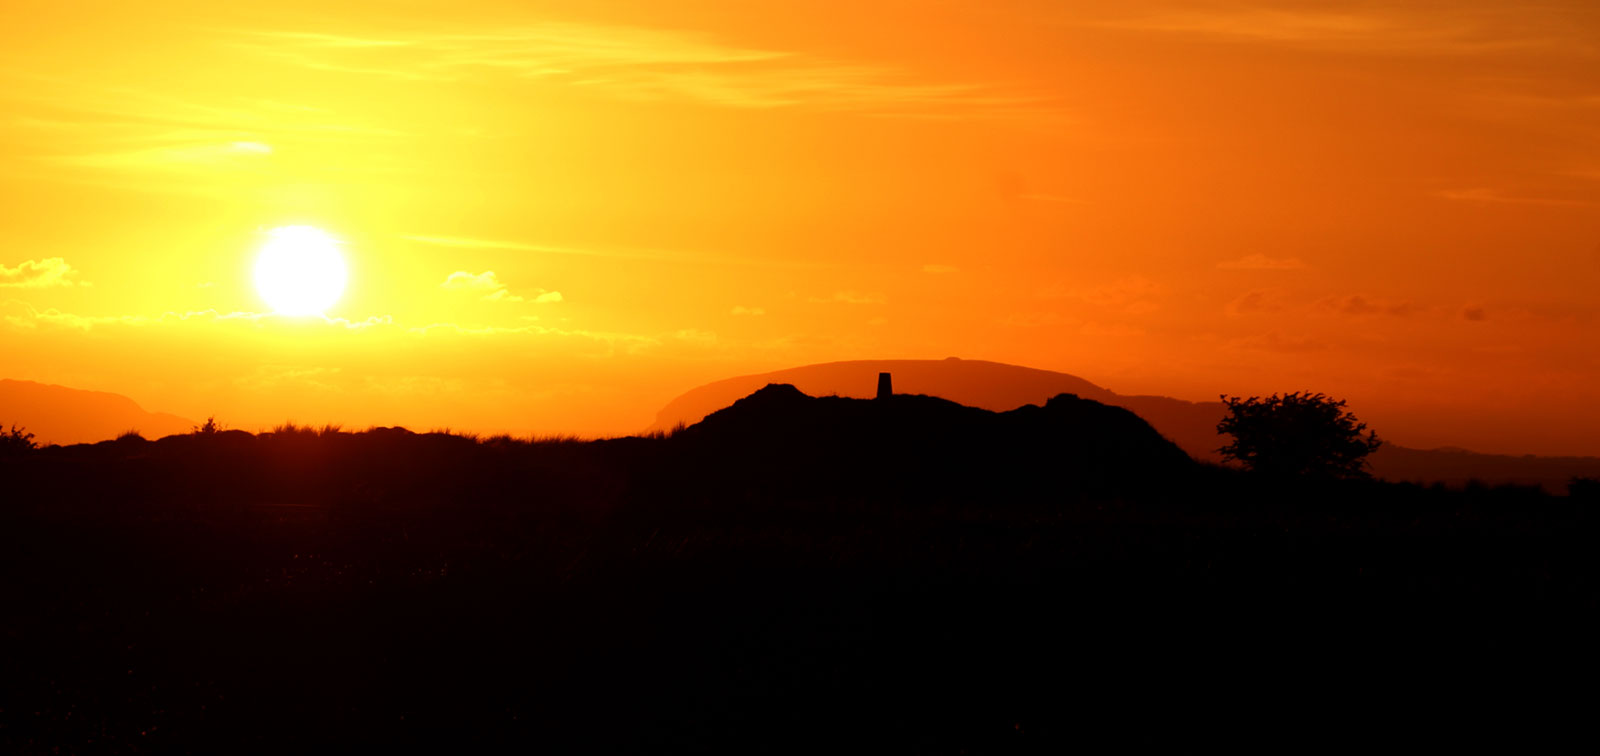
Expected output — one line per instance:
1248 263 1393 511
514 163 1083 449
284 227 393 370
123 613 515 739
403 233 830 269
408 233 705 265
1039 276 1161 315
1230 331 1326 353
1016 193 1082 205
440 270 562 304
1 75 408 181
1225 289 1289 316
810 290 886 305
241 24 782 69
441 270 514 296
1437 187 1598 207
1217 254 1307 271
673 328 718 346
47 140 275 172
996 311 1073 328
406 320 661 356
1096 6 1595 56
1319 295 1416 318
236 365 344 392
407 234 590 254
921 264 959 274
0 301 390 331
0 258 90 288
730 305 765 316
233 23 1056 119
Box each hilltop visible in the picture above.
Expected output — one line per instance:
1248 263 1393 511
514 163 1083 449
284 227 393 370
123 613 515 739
670 383 1193 497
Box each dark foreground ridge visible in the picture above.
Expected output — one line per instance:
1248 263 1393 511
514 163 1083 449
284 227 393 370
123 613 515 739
4 388 1597 752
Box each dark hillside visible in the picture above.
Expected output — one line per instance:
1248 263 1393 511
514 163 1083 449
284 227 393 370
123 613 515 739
668 385 1192 500
3 392 1597 752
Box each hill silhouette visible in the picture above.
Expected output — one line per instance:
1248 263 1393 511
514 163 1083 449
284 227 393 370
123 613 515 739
4 386 1594 751
670 383 1193 498
0 379 195 445
651 359 1600 490
653 358 1115 429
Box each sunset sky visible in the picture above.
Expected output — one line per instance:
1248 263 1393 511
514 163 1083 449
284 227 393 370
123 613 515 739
3 0 1597 455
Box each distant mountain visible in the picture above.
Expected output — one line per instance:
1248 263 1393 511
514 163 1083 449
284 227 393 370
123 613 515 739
652 359 1600 491
0 379 195 445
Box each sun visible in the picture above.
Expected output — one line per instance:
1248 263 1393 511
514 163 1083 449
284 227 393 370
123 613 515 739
254 226 348 316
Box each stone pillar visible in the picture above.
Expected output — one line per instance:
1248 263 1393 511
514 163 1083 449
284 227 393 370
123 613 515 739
876 372 892 400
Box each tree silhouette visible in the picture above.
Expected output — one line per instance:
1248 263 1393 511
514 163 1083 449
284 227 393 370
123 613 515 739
1217 392 1381 479
2 423 37 457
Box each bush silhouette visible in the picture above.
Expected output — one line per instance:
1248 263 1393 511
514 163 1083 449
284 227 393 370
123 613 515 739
2 423 36 457
1217 392 1381 479
193 416 224 434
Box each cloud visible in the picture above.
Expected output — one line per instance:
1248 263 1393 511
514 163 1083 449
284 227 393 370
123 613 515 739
921 264 959 274
1217 254 1307 271
440 271 503 291
236 365 343 392
48 140 276 173
440 270 556 303
236 23 1058 120
673 329 718 346
1016 193 1082 205
1225 290 1288 316
407 234 582 253
0 258 90 288
398 318 673 357
481 289 526 303
810 290 886 305
1320 295 1415 318
1041 276 1161 314
730 305 765 316
403 233 817 269
1096 7 1594 57
1463 306 1488 322
1437 188 1598 207
0 301 391 332
997 312 1072 328
1231 331 1327 353
1 76 412 189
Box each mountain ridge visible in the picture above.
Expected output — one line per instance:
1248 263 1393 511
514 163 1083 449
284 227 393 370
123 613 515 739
0 379 196 445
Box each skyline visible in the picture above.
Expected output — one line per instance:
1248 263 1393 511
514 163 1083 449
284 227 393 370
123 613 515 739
3 0 1598 455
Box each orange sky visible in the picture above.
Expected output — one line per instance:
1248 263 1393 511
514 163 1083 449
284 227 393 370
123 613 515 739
3 0 1597 454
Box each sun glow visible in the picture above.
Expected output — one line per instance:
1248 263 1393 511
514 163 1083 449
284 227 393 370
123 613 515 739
253 226 348 316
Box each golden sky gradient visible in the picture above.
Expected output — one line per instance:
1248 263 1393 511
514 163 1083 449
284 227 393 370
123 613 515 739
3 0 1597 454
